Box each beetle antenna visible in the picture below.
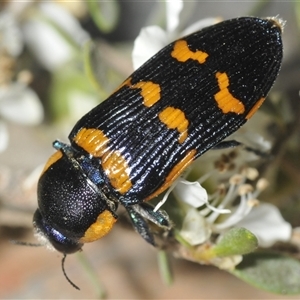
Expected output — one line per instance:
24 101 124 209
13 241 80 289
10 240 43 247
62 254 80 290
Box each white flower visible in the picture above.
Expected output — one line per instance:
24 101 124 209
0 81 44 152
235 203 292 247
180 208 211 245
231 131 272 162
132 0 220 69
0 82 43 125
0 121 8 152
0 10 23 57
22 2 90 71
0 9 44 153
176 167 291 248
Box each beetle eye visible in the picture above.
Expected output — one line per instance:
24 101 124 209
33 209 82 254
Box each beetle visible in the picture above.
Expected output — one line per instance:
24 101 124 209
33 17 283 257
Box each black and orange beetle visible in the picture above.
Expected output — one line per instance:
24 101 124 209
33 17 283 256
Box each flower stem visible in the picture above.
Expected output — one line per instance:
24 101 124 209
76 251 106 299
157 250 173 286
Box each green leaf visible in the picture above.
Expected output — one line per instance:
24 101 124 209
295 1 300 31
212 227 258 257
50 63 98 122
87 1 119 33
83 41 105 95
38 14 80 53
82 41 123 97
232 252 300 295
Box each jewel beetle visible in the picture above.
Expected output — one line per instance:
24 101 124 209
33 17 283 256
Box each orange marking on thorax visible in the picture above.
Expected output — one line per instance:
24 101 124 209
145 149 197 201
40 150 63 176
80 210 117 243
171 40 208 64
246 97 265 120
214 72 245 114
159 107 189 143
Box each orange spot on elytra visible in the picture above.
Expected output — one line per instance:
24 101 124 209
80 210 117 243
134 81 161 107
145 149 197 201
102 151 132 194
246 97 265 120
74 128 110 157
159 107 189 143
73 128 132 194
214 72 245 114
171 40 208 64
116 78 161 107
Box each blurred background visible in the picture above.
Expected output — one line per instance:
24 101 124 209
0 1 300 298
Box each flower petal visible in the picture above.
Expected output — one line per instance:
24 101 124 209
211 255 242 270
132 25 167 70
235 203 292 247
22 3 89 71
165 0 183 33
174 179 208 208
0 121 9 152
0 83 43 125
180 208 211 245
212 195 253 231
0 10 23 56
242 132 271 152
